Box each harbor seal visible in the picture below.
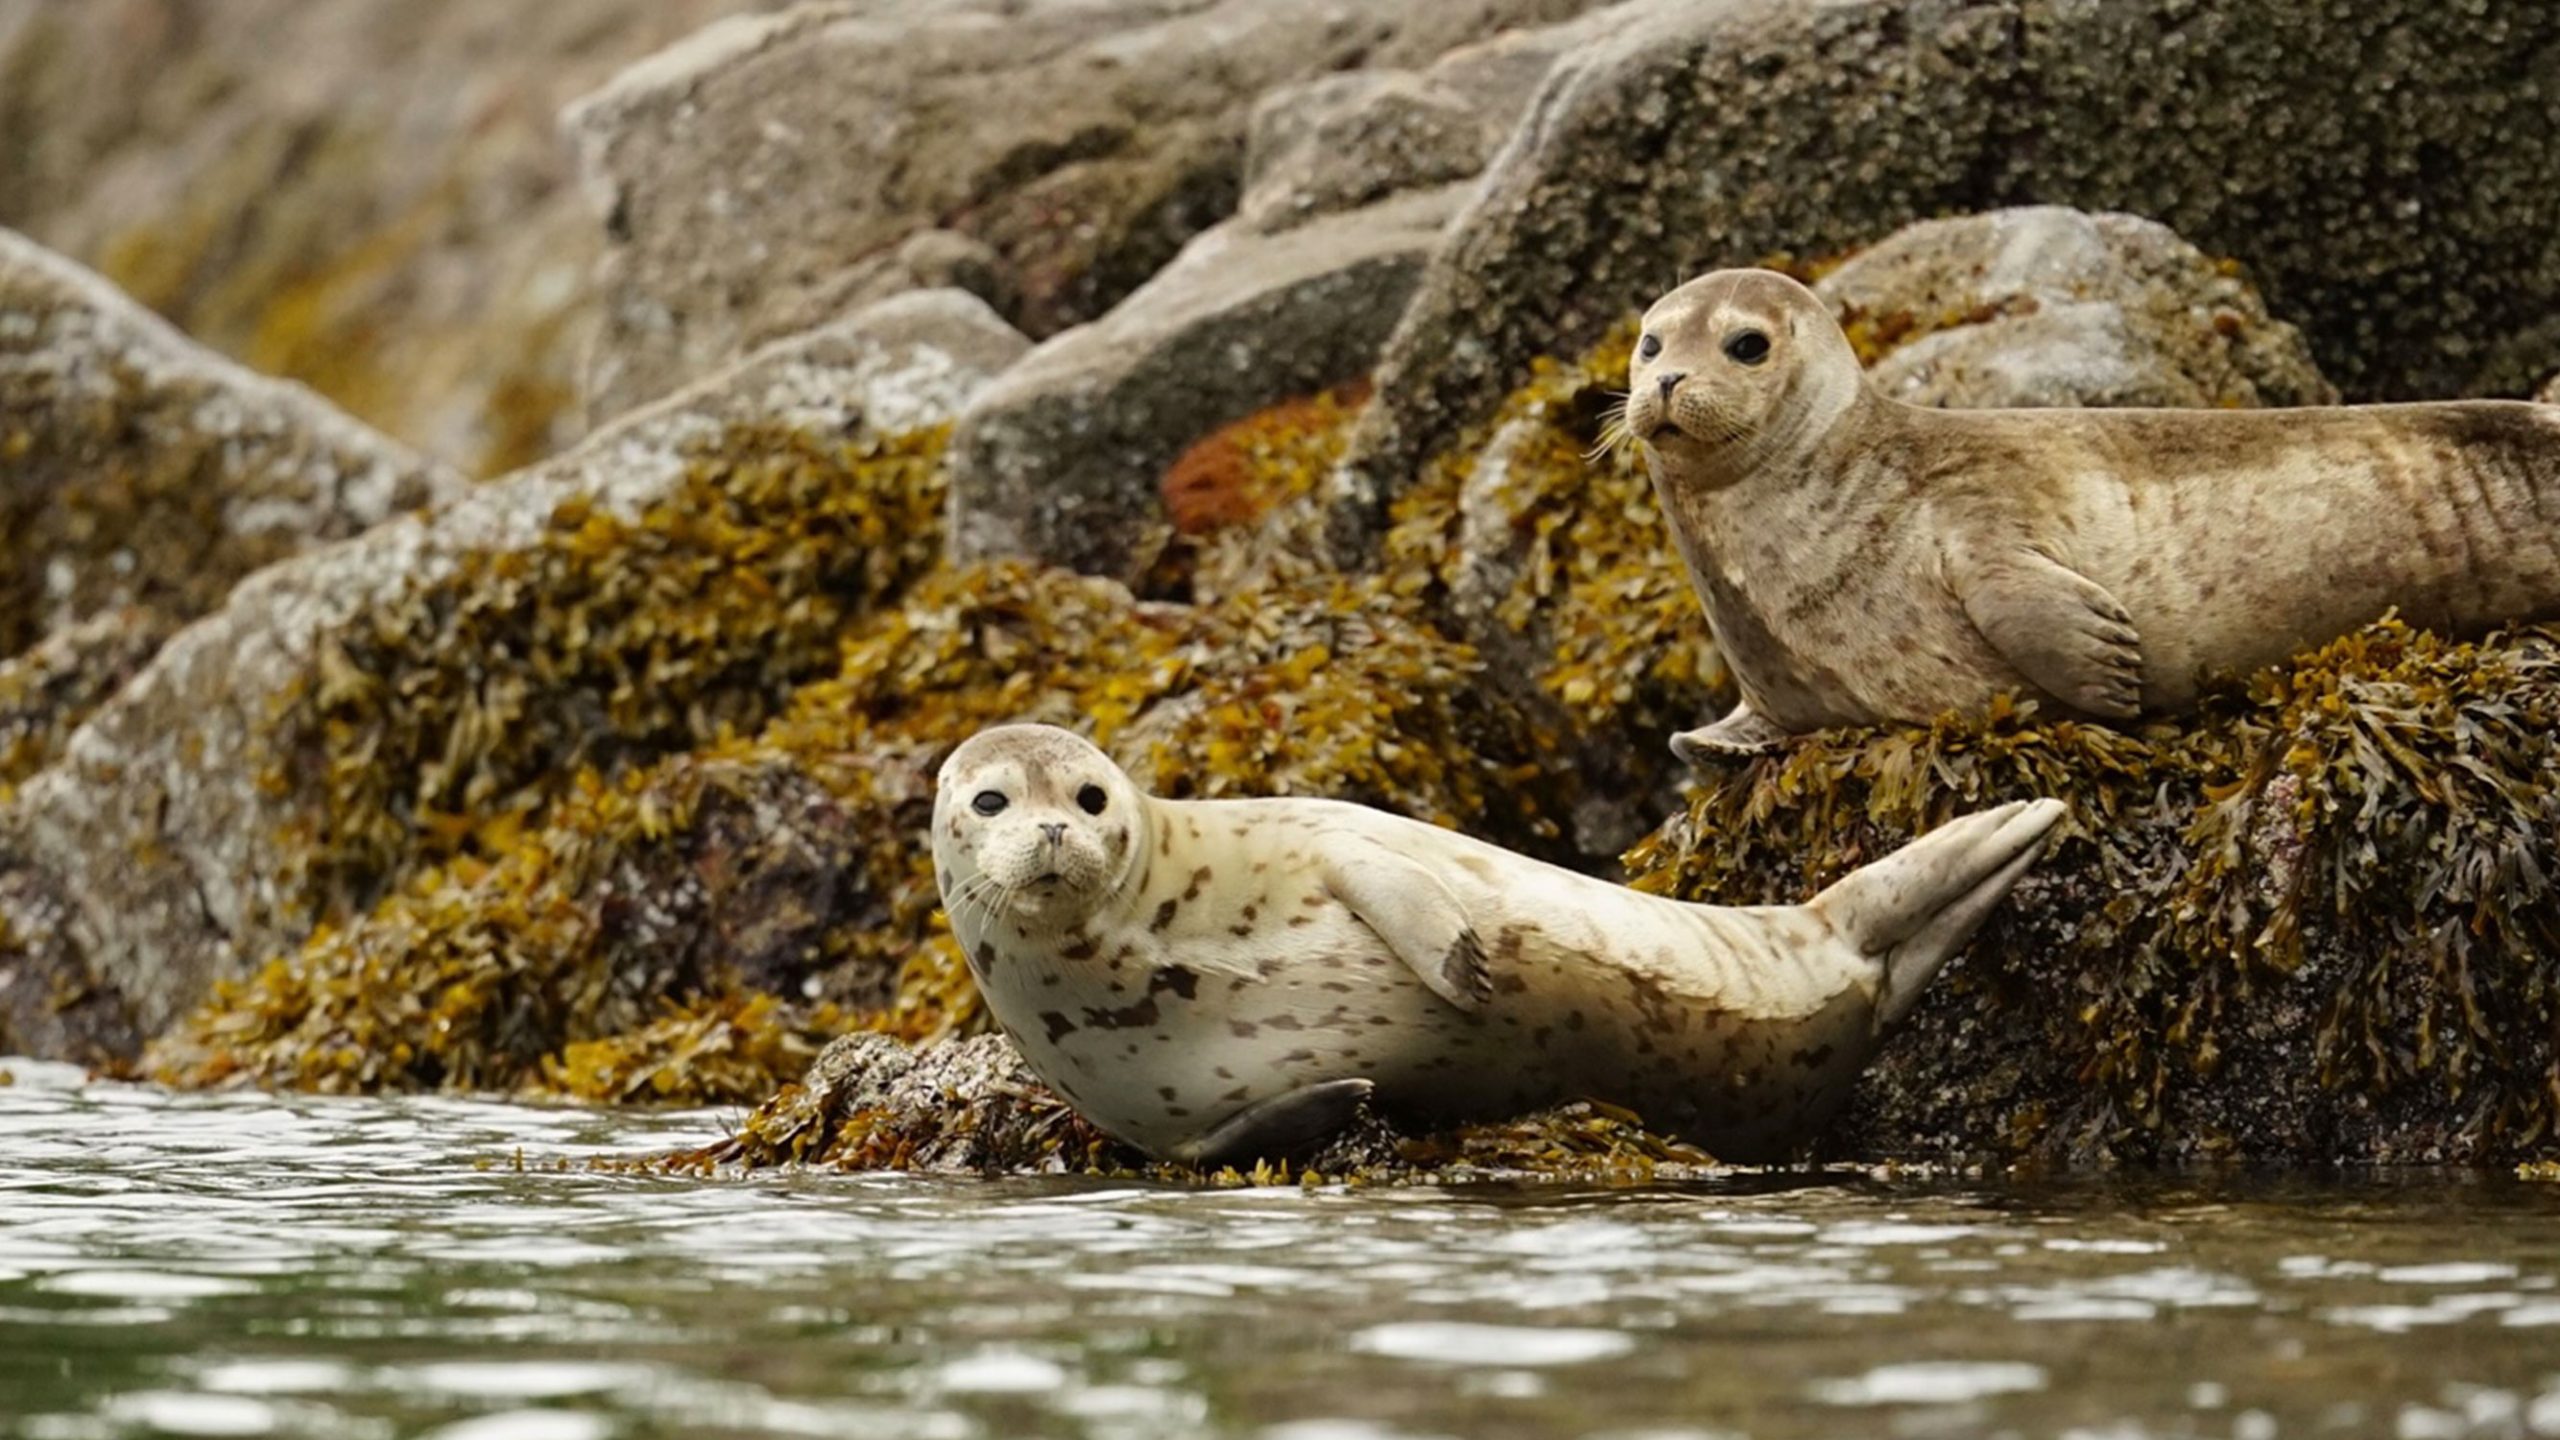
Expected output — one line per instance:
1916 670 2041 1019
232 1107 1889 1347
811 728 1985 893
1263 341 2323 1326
931 723 2065 1165
1626 268 2560 760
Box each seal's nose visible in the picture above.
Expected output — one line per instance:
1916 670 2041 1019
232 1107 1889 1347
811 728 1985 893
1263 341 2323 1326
1040 822 1067 846
1657 371 1686 401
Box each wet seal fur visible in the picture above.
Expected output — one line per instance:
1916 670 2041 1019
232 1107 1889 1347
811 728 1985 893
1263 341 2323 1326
931 723 2065 1166
1627 269 2560 760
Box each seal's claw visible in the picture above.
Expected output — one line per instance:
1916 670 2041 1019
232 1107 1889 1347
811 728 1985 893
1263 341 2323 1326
1672 705 1789 766
1443 930 1494 1006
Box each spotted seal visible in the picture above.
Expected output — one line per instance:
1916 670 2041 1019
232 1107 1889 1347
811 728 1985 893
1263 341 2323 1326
1625 268 2560 760
931 723 2064 1165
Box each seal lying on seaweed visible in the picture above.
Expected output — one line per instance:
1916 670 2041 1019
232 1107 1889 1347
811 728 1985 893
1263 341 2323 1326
932 723 2064 1165
1626 268 2560 759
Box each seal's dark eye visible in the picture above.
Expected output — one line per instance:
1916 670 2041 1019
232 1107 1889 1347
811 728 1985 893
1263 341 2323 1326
1637 333 1662 362
1724 329 1771 365
971 790 1008 817
1077 783 1108 816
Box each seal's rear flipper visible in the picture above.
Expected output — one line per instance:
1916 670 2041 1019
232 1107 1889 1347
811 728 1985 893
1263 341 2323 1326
1167 1078 1375 1169
1808 799 2066 1028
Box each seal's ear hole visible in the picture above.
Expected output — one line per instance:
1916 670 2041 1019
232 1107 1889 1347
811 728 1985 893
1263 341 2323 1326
1637 333 1662 362
972 790 1010 817
1724 329 1772 365
1078 783 1109 816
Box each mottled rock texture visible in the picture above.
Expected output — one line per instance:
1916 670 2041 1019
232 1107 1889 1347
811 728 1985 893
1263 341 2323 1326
0 0 783 473
1819 207 2337 411
0 290 1025 1043
949 185 1462 581
565 0 1617 422
0 229 462 662
1329 0 2560 560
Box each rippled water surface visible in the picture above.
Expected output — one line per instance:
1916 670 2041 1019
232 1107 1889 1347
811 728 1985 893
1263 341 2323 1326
6 1059 2560 1440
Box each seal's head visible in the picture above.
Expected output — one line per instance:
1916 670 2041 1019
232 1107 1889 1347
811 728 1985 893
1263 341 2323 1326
1624 268 1865 486
934 724 1148 932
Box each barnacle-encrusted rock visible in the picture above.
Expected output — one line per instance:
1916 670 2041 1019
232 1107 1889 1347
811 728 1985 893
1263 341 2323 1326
1631 621 2560 1166
564 0 1619 420
1329 0 2560 559
0 1 771 471
1820 207 2338 410
0 291 1026 1046
0 228 461 662
950 185 1462 582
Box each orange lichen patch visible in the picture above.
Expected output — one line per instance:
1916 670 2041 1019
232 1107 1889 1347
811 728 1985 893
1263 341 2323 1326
1160 380 1373 536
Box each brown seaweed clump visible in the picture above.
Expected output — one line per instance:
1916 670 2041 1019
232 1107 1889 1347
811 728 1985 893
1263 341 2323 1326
156 549 1566 1102
262 421 949 935
1630 620 2560 1165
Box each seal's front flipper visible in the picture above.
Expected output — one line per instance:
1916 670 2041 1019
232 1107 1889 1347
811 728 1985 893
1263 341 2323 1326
1169 1078 1375 1168
1671 701 1789 764
1324 847 1492 1011
1957 549 2145 720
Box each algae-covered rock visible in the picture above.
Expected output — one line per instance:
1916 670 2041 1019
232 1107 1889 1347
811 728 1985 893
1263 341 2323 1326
1819 207 2338 410
565 0 1619 421
1629 621 2560 1165
1329 0 2560 559
0 290 1025 1042
0 229 461 662
0 608 178 801
950 185 1462 582
150 552 1565 1100
0 1 773 473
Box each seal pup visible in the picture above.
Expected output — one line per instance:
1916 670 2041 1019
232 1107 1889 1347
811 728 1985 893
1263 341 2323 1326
1626 268 2560 760
932 723 2064 1166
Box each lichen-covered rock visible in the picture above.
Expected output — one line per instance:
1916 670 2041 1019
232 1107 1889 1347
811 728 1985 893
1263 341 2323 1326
1629 621 2560 1166
1819 207 2338 410
0 290 1026 1043
1328 0 2560 560
950 185 1462 581
0 1 775 473
565 0 1619 422
0 229 462 661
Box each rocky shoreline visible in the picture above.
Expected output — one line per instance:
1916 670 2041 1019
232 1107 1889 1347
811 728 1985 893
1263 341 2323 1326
4 0 2558 1172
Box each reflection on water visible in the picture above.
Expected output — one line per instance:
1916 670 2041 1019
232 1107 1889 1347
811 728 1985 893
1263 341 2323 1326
5 1057 2560 1439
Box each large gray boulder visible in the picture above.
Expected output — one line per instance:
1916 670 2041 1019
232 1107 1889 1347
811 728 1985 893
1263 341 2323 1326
0 229 462 663
949 185 1461 581
1327 0 2560 560
0 1 777 473
564 0 1617 424
0 290 1026 1046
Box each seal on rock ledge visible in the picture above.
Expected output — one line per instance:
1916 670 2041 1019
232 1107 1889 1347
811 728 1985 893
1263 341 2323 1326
931 723 2064 1166
1626 269 2560 761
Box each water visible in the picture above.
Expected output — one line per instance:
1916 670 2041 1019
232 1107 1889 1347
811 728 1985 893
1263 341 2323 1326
5 1060 2559 1440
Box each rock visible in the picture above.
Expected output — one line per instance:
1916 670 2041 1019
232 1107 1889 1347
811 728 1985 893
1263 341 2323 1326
0 608 179 800
2540 375 2559 407
0 228 463 662
1819 207 2338 410
1238 75 1492 234
1632 619 2560 1166
566 0 1619 422
1328 0 2560 560
0 1 777 473
950 185 1463 581
1236 4 1634 235
0 289 1026 1041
